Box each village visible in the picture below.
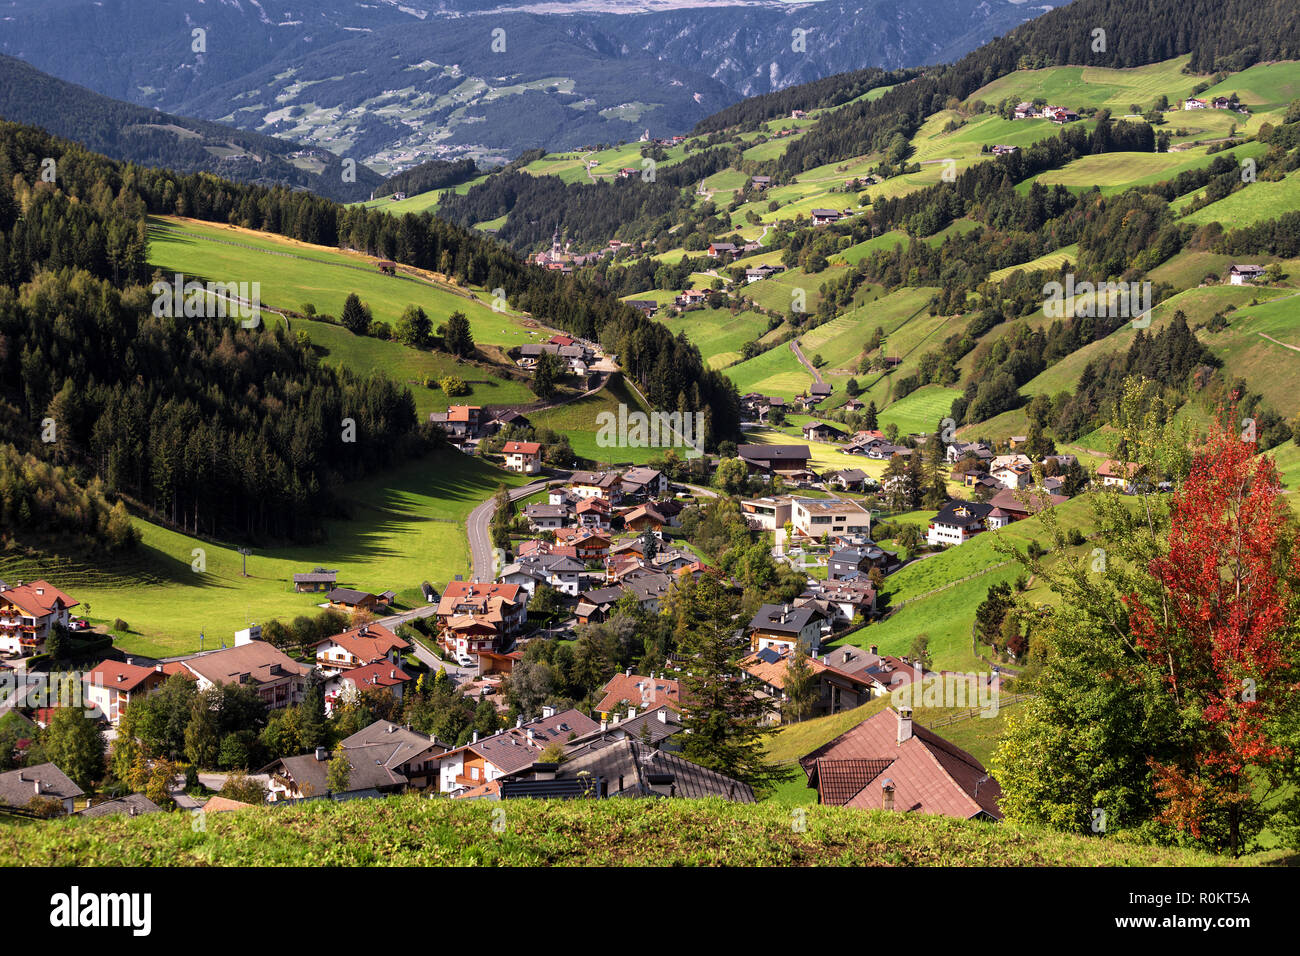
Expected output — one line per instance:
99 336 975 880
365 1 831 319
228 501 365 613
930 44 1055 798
0 385 1148 823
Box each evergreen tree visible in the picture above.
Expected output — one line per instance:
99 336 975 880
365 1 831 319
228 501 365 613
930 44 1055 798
442 311 475 357
341 292 371 335
675 576 793 796
781 644 818 723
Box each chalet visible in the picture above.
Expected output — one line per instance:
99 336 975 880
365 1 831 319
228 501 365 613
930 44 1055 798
1212 96 1232 110
541 738 756 802
81 660 167 725
436 581 528 647
0 580 77 656
811 208 844 226
1013 101 1036 119
626 300 658 317
428 405 483 440
707 242 739 258
990 462 1033 490
76 793 164 819
759 397 787 422
1228 263 1266 285
327 588 379 612
263 747 408 802
620 466 668 499
737 444 812 477
748 603 827 655
575 496 612 528
619 569 674 613
570 470 622 502
334 720 448 791
575 585 626 625
437 708 599 795
489 410 531 433
313 623 408 672
524 503 568 530
1098 459 1142 494
828 544 898 581
823 468 869 492
742 647 876 721
674 288 707 308
991 144 1019 156
554 527 612 561
500 552 586 596
791 497 872 540
927 500 994 547
1051 108 1080 123
989 453 1032 471
800 707 1003 820
502 440 543 475
1183 97 1208 110
988 487 1068 520
0 763 84 815
946 440 993 464
805 579 877 622
792 109 808 119
323 662 413 716
751 175 772 189
745 264 782 283
292 570 337 593
617 167 638 179
179 642 311 709
514 342 560 368
624 504 667 534
801 420 847 442
595 671 681 721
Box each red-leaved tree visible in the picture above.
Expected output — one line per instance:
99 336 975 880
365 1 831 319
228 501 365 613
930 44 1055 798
1125 417 1300 854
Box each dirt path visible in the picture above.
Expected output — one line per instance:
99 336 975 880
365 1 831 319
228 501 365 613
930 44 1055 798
790 338 825 385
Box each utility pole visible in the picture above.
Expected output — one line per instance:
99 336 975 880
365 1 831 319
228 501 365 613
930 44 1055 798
237 547 252 577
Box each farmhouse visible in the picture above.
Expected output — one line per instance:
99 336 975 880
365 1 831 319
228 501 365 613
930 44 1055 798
502 440 543 474
1098 459 1142 494
811 208 844 225
1228 263 1266 285
292 570 337 593
737 444 812 476
802 420 847 442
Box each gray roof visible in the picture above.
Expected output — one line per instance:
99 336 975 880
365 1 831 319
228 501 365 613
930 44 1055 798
748 603 821 635
293 571 337 584
76 793 163 818
0 763 85 806
737 444 810 463
560 739 755 802
338 720 447 770
265 750 409 796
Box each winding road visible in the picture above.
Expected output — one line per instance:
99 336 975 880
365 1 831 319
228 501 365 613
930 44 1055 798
465 474 570 581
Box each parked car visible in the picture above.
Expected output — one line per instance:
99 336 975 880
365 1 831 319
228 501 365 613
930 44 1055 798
68 618 90 632
455 653 477 668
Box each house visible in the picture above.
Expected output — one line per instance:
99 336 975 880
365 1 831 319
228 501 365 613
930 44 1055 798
428 405 483 440
810 383 833 400
707 242 738 258
1228 264 1266 285
802 420 847 442
791 497 872 540
741 647 876 721
805 579 877 622
823 468 869 492
575 585 626 625
595 671 682 721
626 299 658 317
1013 101 1036 119
991 144 1019 156
623 504 667 534
178 642 312 709
674 288 707 308
1183 97 1208 110
436 581 528 651
323 662 414 716
76 793 163 819
570 470 622 502
747 603 826 655
0 580 78 656
525 502 569 531
927 500 995 547
737 444 812 477
799 707 1003 820
437 708 600 794
500 552 586 596
821 644 927 699
313 622 408 672
81 659 168 725
292 570 337 593
547 738 755 802
620 466 668 499
1098 459 1142 494
1052 108 1080 123
335 720 449 791
502 440 543 475
987 487 1068 520
619 569 674 613
575 496 612 528
1211 96 1232 110
554 527 611 561
990 462 1033 490
751 175 772 189
828 544 898 581
263 747 409 802
325 588 377 613
0 763 84 815
740 495 793 532
811 208 843 225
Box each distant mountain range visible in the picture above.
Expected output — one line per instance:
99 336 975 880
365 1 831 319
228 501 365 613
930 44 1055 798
0 0 1057 173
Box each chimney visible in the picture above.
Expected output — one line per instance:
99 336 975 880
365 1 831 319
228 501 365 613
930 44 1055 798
627 707 636 720
526 729 534 742
882 778 895 811
155 664 163 673
472 731 478 743
125 657 133 666
34 779 42 795
897 707 913 744
541 705 555 719
516 716 524 729
869 644 878 656
390 670 396 680
625 667 632 676
315 747 328 761
600 719 608 732
657 708 667 724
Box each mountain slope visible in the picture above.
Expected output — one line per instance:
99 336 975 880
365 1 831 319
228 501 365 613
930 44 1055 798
0 0 1053 170
0 54 382 202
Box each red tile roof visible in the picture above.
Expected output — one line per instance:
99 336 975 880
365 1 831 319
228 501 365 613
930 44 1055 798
314 623 408 664
0 580 77 617
596 673 681 715
82 659 161 695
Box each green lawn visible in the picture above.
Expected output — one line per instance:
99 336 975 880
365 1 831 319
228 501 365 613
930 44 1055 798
0 453 525 656
1182 169 1300 228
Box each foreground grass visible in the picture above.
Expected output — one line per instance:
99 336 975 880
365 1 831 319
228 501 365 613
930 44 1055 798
0 795 1256 866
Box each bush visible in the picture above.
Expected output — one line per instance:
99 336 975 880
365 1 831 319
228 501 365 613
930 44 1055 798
113 618 129 632
440 376 470 397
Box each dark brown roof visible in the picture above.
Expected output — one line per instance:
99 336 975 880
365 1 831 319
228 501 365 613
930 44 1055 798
813 758 895 805
560 739 756 802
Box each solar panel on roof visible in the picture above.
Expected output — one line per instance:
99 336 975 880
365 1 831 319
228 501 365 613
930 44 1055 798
757 648 781 664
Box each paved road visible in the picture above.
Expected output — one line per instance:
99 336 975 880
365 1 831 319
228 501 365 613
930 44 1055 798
466 473 570 582
790 337 826 385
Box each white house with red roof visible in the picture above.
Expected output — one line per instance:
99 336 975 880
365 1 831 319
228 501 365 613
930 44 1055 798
323 662 414 716
82 659 168 725
313 622 409 673
0 580 78 656
502 440 543 474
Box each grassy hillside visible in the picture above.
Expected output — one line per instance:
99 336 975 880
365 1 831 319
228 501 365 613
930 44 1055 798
0 793 1254 866
0 454 525 656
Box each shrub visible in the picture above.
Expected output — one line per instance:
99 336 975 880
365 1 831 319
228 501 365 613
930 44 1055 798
440 375 470 397
113 618 129 632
